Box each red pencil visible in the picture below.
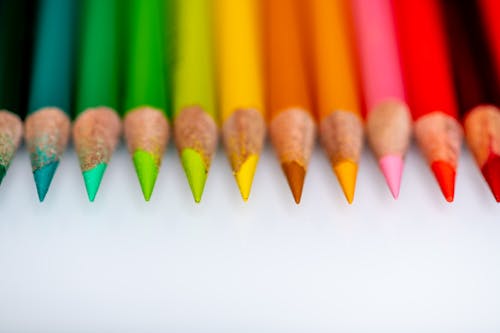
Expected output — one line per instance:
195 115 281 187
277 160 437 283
394 0 463 202
442 0 500 201
478 0 500 81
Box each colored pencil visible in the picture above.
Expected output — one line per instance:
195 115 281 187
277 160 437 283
0 0 34 185
307 0 363 203
73 0 121 202
265 0 315 204
478 0 500 81
173 0 217 203
351 0 412 199
123 0 170 201
394 0 463 202
215 0 266 201
441 0 500 201
25 0 76 201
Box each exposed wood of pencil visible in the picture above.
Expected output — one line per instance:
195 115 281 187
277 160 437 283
464 106 500 201
307 0 363 203
174 107 217 166
414 112 463 202
25 108 71 172
73 107 121 173
174 105 218 201
123 106 169 180
269 108 315 203
0 110 23 184
319 115 362 167
222 108 265 201
266 0 315 203
366 100 412 161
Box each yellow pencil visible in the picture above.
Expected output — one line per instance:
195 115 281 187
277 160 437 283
214 0 266 201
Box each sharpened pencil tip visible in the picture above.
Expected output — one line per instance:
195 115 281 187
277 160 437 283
181 148 208 203
333 160 358 204
431 161 456 202
379 154 404 199
83 163 107 202
33 161 59 202
481 154 500 202
0 165 5 186
133 150 159 201
282 161 305 204
235 154 259 201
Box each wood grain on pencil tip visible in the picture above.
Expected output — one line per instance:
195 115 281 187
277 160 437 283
73 108 121 201
222 108 265 201
174 106 217 203
269 108 315 204
365 100 412 199
464 106 500 201
123 107 169 201
0 111 22 185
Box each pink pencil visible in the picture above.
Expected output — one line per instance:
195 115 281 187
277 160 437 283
351 0 412 198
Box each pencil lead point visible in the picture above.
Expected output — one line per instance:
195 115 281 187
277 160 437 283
481 154 500 202
235 154 259 201
0 165 6 186
133 150 159 201
181 148 208 203
33 161 59 202
83 163 107 202
431 161 456 202
282 161 305 204
379 154 404 199
333 160 358 204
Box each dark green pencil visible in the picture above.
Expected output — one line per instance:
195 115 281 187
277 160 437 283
0 0 36 185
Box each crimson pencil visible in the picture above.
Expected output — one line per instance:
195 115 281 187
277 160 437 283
394 0 462 202
441 0 500 201
478 0 500 81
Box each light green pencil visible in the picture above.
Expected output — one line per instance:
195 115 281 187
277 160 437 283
123 0 170 201
173 0 218 202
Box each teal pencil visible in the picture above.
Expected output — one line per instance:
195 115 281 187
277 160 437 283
25 0 76 201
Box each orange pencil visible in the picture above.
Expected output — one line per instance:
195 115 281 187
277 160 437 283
264 0 315 203
306 0 363 203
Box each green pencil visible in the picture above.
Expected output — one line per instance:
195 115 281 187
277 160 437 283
73 0 121 202
25 0 76 201
173 0 218 202
123 0 170 201
0 0 35 185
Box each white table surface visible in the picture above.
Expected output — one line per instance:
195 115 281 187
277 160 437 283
0 140 499 332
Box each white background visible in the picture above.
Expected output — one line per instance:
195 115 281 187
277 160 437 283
0 140 499 332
